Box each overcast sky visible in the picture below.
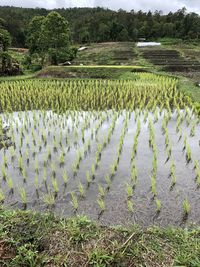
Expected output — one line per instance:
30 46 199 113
0 0 200 14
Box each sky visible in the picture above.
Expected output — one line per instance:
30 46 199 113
0 0 200 14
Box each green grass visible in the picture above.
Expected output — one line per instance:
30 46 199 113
178 77 200 104
1 208 200 266
0 73 35 82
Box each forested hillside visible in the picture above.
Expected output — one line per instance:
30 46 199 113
0 6 200 47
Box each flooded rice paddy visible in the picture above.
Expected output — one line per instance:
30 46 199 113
1 108 200 227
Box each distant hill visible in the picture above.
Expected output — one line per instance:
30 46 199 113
0 6 199 47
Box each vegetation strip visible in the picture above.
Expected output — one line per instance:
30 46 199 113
1 208 200 266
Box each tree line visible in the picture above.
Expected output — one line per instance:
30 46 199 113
0 6 200 47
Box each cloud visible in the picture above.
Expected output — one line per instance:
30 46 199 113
0 0 199 14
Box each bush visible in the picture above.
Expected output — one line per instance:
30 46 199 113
30 64 42 72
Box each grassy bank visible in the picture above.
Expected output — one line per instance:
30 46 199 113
1 209 200 267
36 65 146 80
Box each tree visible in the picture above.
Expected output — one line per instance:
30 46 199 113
98 23 110 42
118 28 129 41
41 11 70 65
0 29 11 51
0 27 11 73
26 11 70 65
0 18 5 28
26 16 45 55
162 23 175 37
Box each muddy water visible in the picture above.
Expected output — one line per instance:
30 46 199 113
0 110 200 228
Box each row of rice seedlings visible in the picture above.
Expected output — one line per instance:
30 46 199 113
127 116 139 213
126 183 134 199
96 115 129 214
66 113 120 215
190 121 197 137
148 119 155 149
131 119 141 162
0 74 195 114
71 113 111 177
109 114 130 179
170 159 177 189
93 113 130 215
10 110 103 165
150 174 157 197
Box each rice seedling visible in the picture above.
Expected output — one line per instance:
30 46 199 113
51 163 56 178
170 160 175 177
3 155 8 168
6 176 14 193
1 165 7 180
183 199 190 217
152 155 157 175
186 144 192 163
150 175 157 197
35 160 39 174
98 184 106 198
190 122 196 137
86 171 92 187
170 173 177 189
127 199 134 213
59 151 65 167
195 167 200 187
70 192 78 211
165 144 172 163
18 187 27 208
18 156 24 173
0 189 5 203
126 183 133 199
62 170 68 187
51 177 59 196
34 174 39 191
78 181 85 198
105 174 111 191
91 164 95 180
183 135 187 151
97 198 106 213
47 147 52 161
155 199 161 213
22 168 27 183
194 160 199 170
43 191 56 207
130 166 137 187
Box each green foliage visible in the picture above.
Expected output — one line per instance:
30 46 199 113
0 6 200 49
26 11 70 66
0 28 11 51
0 28 12 73
1 209 200 266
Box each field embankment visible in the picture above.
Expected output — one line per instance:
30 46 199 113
1 208 200 267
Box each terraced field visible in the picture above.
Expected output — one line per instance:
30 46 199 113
73 42 138 65
140 48 200 72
